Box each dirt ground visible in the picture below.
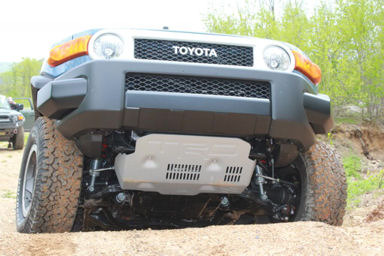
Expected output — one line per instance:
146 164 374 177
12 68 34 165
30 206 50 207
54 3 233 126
1 138 384 256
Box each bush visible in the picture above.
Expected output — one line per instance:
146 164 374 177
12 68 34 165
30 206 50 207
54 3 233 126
347 170 384 207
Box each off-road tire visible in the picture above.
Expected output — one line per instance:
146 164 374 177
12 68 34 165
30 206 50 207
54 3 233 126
295 141 347 225
16 117 83 233
12 126 24 150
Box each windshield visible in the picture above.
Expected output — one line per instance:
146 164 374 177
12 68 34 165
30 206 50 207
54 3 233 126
0 97 10 109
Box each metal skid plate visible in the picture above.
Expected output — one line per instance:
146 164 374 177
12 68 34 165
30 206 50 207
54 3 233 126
114 134 256 195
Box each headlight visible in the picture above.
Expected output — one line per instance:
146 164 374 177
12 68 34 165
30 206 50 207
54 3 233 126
93 33 124 59
11 115 24 122
263 45 291 71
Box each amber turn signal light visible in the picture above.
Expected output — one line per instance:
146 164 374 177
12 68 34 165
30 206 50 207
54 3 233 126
47 35 91 67
292 50 321 85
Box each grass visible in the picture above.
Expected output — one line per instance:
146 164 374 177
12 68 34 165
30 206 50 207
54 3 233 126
343 154 362 179
347 171 384 207
24 132 29 145
343 153 384 207
1 190 16 199
335 116 361 125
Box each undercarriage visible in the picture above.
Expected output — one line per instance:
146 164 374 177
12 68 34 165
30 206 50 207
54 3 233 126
75 131 302 231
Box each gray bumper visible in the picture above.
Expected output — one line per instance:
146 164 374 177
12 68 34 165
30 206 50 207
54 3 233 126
34 60 333 150
0 123 17 141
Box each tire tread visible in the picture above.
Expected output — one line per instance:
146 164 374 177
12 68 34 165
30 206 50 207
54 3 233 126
16 117 83 233
300 141 347 226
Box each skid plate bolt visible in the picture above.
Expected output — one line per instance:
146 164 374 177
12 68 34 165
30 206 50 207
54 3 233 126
220 197 230 207
116 192 127 203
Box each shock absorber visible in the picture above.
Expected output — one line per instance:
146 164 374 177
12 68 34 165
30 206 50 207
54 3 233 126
87 159 115 192
255 164 268 201
88 159 101 192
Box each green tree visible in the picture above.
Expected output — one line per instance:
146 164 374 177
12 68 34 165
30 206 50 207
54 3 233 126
0 58 43 98
204 0 384 122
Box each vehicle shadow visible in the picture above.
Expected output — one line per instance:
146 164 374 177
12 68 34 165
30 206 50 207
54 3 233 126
0 142 23 151
0 147 21 151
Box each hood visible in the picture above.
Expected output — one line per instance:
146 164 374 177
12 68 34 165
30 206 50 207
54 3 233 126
0 108 20 116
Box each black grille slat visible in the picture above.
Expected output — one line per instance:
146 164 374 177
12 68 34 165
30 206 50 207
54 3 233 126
125 73 271 99
134 39 253 67
0 115 10 123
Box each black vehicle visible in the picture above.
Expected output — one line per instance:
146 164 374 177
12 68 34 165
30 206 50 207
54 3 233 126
16 29 346 233
0 95 24 150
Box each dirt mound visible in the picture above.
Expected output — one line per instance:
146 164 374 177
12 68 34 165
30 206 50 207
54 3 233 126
366 200 384 223
331 124 384 161
343 192 384 227
1 221 384 256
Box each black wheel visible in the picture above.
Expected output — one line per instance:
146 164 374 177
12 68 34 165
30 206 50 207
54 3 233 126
12 126 24 150
16 117 83 233
279 141 347 225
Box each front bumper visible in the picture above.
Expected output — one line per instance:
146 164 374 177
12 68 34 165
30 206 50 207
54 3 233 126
0 122 17 141
35 60 333 150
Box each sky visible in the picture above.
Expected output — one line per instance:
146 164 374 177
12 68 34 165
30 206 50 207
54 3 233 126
0 0 220 62
0 0 321 63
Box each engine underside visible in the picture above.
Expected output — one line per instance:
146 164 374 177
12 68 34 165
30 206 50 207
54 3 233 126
73 130 303 231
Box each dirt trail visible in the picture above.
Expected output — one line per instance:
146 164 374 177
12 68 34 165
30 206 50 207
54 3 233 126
1 143 384 256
